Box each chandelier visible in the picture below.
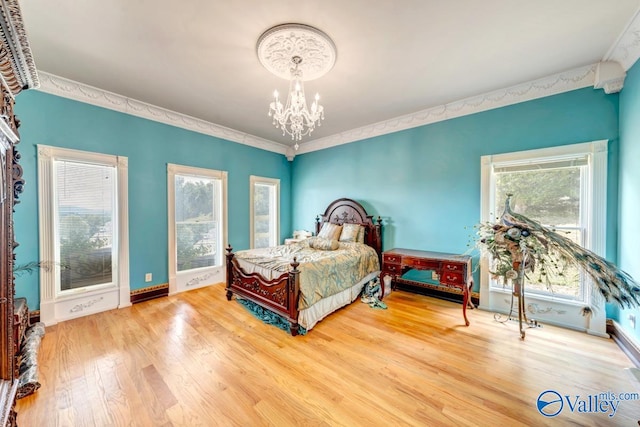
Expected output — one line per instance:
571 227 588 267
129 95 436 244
269 56 323 146
257 24 337 150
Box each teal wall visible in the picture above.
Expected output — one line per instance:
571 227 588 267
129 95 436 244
13 91 292 309
616 60 640 338
11 84 628 315
291 87 620 293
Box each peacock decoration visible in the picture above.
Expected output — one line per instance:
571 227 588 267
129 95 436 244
476 195 640 337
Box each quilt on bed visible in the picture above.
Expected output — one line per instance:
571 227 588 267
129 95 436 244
233 238 380 310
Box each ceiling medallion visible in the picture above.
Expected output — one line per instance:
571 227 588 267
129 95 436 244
257 24 337 148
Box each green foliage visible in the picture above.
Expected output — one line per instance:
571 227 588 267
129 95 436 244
177 222 214 270
175 177 214 222
495 168 579 225
253 184 274 248
59 213 112 289
60 214 109 257
14 260 62 277
175 177 217 270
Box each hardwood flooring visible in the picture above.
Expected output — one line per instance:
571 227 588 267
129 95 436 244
16 284 640 426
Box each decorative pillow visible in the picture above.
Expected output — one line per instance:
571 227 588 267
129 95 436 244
339 223 363 243
356 225 366 244
317 222 342 240
309 237 340 251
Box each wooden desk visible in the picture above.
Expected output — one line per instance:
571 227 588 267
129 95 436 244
381 248 473 326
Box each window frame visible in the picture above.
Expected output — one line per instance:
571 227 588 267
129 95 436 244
490 158 588 302
167 163 228 294
38 145 130 325
479 140 608 335
250 175 280 249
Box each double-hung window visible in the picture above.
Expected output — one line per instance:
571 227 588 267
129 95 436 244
167 164 227 293
480 140 608 335
38 145 130 325
250 176 280 248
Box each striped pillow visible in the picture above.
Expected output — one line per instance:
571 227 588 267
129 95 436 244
318 223 342 240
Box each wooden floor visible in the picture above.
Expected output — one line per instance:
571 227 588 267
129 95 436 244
16 284 640 426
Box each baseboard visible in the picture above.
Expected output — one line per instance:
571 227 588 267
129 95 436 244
130 283 169 304
607 319 640 368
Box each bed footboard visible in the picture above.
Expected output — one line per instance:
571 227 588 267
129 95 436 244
225 245 302 336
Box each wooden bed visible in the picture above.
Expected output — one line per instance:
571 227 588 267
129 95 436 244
225 198 382 335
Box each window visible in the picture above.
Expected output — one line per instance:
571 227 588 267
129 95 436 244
38 145 130 325
175 175 219 272
492 159 586 301
168 164 227 293
250 176 280 248
56 160 115 291
480 141 608 335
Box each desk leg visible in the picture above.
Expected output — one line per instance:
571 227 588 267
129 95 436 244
462 280 472 326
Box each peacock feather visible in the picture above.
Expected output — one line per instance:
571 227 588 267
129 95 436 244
477 195 640 309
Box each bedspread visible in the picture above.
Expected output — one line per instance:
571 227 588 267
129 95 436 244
233 238 380 310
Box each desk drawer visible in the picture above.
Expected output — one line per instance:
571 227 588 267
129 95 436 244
443 262 465 273
440 271 465 286
383 253 402 264
404 257 439 270
382 263 402 275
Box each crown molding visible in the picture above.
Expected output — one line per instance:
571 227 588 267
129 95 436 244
604 6 640 71
30 6 640 160
0 0 39 96
36 64 597 158
35 71 288 155
297 64 596 154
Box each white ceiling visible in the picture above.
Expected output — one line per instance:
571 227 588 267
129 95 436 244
19 1 640 153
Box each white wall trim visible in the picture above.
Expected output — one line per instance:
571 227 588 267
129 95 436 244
36 71 288 156
117 156 132 309
36 65 598 159
297 65 597 154
604 6 640 71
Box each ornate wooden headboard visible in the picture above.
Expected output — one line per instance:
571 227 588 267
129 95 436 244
315 198 383 262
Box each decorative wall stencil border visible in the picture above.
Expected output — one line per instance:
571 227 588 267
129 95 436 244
297 64 597 154
604 8 640 71
130 283 169 304
500 300 568 316
69 296 104 313
185 272 215 287
36 72 287 155
526 303 567 316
